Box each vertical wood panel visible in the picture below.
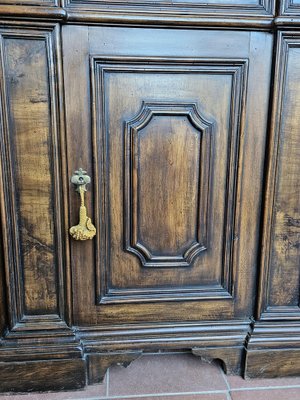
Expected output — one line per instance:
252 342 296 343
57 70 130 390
0 26 66 323
138 115 202 258
258 32 300 318
0 233 7 335
269 45 300 307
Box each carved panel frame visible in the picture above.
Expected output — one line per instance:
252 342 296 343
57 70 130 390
256 32 300 322
124 101 213 268
0 24 71 333
91 56 248 304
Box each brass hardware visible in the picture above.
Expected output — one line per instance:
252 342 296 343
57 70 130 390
69 168 96 240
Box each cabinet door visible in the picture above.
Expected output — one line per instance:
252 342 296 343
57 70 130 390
245 31 300 379
63 27 272 326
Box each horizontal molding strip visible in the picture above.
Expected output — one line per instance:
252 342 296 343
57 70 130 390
0 6 275 28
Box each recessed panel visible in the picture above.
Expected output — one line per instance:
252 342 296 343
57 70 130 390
0 29 63 319
264 37 300 311
124 103 212 268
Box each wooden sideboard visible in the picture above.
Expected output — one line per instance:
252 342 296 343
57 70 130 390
0 0 299 392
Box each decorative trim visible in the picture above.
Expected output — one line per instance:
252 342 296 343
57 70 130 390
78 319 251 352
245 321 300 378
0 24 72 335
256 31 300 322
91 56 248 305
64 0 275 16
124 102 212 268
0 5 275 27
279 0 300 15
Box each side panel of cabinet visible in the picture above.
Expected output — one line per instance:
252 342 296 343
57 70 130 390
246 31 300 378
63 26 273 326
0 24 70 330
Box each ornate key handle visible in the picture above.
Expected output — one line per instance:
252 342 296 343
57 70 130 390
69 168 96 240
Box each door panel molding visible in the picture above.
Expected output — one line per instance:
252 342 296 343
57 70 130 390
0 24 72 333
91 56 248 305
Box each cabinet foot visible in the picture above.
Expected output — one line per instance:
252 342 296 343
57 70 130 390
192 346 244 375
87 351 143 384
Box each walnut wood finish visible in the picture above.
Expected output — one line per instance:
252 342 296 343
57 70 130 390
245 30 300 378
0 0 299 392
63 27 272 326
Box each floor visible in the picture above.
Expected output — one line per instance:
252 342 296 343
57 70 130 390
0 353 300 400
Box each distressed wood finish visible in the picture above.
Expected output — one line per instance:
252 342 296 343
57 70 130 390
1 0 300 392
245 30 300 378
0 359 85 393
63 26 272 325
0 23 81 393
87 351 142 384
0 24 69 326
63 0 275 28
0 238 6 336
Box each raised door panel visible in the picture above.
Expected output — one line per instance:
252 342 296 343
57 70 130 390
0 24 69 331
63 27 273 325
93 57 245 304
259 32 300 320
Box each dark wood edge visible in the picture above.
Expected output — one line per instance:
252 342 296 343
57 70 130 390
83 320 248 384
0 358 86 393
275 16 300 26
0 320 250 392
245 321 300 378
1 320 300 390
0 5 275 28
78 320 251 351
192 346 245 375
81 320 250 380
0 5 66 20
245 348 300 378
87 351 143 384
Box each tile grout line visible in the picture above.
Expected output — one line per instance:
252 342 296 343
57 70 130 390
75 389 230 400
220 366 231 392
230 384 300 392
226 393 233 400
106 367 110 398
10 384 300 400
92 384 300 399
220 367 232 400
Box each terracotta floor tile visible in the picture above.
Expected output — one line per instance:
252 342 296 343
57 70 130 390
108 354 227 396
122 394 228 400
230 387 300 400
226 373 300 389
0 377 107 400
